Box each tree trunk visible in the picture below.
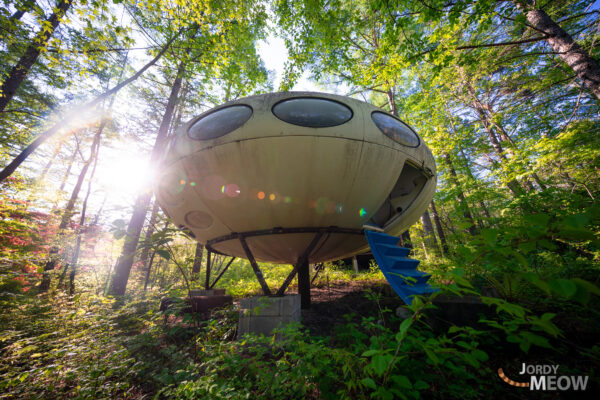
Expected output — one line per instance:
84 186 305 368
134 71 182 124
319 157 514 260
462 81 525 196
143 250 158 291
191 243 204 278
386 89 397 116
58 129 102 230
68 127 101 295
108 61 186 296
400 230 412 248
429 200 449 255
531 171 547 191
58 139 79 193
0 0 72 113
38 246 59 292
38 140 63 182
457 148 489 227
420 210 440 256
138 77 186 274
138 200 159 271
92 194 107 225
0 32 180 182
522 7 600 100
10 8 27 22
443 152 477 235
108 193 153 296
57 262 69 288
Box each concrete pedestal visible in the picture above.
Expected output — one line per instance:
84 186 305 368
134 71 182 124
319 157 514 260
238 295 301 339
189 289 226 296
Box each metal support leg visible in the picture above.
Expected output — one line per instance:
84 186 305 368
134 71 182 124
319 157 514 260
205 250 212 290
239 236 271 295
311 263 324 284
276 231 324 297
209 257 235 289
297 257 311 309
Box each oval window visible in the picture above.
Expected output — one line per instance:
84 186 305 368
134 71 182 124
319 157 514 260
272 98 353 127
188 105 253 140
371 112 420 147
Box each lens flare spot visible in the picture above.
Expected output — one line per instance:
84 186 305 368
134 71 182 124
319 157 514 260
257 191 265 200
269 193 276 201
335 203 345 214
359 208 368 218
190 182 196 187
199 175 226 200
180 179 186 185
326 200 336 214
284 196 292 204
221 185 226 193
224 183 241 198
315 197 328 214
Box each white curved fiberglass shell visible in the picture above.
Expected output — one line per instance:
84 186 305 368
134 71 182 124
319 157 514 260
154 92 437 264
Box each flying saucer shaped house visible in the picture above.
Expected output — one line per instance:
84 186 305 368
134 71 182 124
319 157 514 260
155 92 437 303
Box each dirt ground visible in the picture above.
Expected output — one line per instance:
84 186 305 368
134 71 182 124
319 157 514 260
300 280 404 337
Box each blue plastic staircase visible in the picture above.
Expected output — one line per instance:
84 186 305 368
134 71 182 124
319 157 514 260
365 230 437 305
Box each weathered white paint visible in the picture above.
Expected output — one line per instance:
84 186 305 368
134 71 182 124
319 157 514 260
155 92 437 263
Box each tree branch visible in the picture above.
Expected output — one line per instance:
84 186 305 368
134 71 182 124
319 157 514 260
0 30 182 182
455 36 547 50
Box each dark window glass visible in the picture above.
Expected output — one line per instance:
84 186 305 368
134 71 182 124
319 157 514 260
371 112 419 147
188 105 253 140
272 98 353 127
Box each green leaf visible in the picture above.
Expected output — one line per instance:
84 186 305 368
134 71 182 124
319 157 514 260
560 213 589 229
571 283 591 305
518 241 536 254
391 375 412 389
424 347 439 364
513 251 528 268
572 278 600 296
556 227 596 242
361 377 377 390
481 228 498 243
396 318 412 342
523 214 550 228
457 221 474 230
520 272 551 295
362 349 379 357
548 279 577 298
521 331 551 349
414 380 430 390
531 313 561 337
155 249 171 261
471 349 488 361
538 239 557 250
371 354 393 376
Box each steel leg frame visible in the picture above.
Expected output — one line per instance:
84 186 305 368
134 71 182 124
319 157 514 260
204 226 364 306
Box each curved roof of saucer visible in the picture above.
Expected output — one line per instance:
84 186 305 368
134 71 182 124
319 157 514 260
155 91 437 264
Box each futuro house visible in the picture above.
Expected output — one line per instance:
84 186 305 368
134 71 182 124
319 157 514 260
155 92 437 265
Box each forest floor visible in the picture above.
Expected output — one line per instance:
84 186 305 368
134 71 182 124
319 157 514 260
2 275 599 399
301 279 403 337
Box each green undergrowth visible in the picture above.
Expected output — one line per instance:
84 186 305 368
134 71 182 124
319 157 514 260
2 270 599 399
187 259 385 298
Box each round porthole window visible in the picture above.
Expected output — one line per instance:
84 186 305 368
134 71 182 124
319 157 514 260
188 105 253 140
371 112 420 147
272 97 353 127
185 210 213 229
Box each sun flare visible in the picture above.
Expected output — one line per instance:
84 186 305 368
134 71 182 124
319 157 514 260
95 147 154 200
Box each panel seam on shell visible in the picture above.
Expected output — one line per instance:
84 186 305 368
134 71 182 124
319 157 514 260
166 135 419 167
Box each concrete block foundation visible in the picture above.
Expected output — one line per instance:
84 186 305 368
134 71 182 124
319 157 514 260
238 295 301 338
189 289 226 296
